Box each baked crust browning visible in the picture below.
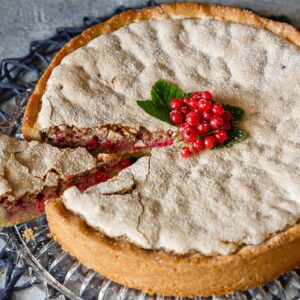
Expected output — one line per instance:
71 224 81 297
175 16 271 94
22 2 300 141
46 199 300 297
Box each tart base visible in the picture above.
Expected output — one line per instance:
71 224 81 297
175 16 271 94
46 198 300 297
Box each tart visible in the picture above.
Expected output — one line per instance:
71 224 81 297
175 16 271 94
21 1 300 297
0 134 130 227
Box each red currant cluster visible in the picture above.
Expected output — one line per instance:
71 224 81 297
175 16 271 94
169 91 232 158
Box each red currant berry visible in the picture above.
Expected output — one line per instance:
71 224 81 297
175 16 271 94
196 121 210 135
119 159 131 169
222 111 232 121
183 97 190 105
214 129 229 144
212 103 224 115
192 139 204 153
186 112 200 126
188 98 199 109
94 170 109 183
170 110 184 125
198 99 212 112
170 98 183 110
204 135 217 149
210 116 224 129
192 92 202 100
201 91 213 100
202 111 213 121
178 123 189 136
86 136 99 150
222 121 231 131
182 127 197 143
181 106 190 115
193 108 202 117
54 131 63 141
180 146 191 158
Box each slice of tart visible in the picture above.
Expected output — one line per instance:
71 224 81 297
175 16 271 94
0 134 131 227
22 3 300 154
46 144 300 297
22 2 300 297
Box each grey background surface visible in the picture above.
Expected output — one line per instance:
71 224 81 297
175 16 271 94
0 0 300 62
0 0 299 299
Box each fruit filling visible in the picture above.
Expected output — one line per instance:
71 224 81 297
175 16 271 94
0 158 133 223
45 125 174 154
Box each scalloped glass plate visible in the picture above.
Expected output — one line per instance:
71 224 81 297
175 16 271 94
3 89 300 300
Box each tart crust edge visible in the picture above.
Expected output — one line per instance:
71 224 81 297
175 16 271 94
46 198 300 297
21 2 300 141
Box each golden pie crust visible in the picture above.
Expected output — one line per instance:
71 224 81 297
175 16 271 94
46 198 300 297
22 2 300 141
25 2 300 297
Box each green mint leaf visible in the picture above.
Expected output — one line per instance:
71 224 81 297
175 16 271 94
224 127 248 147
151 80 187 112
223 104 245 122
137 100 170 124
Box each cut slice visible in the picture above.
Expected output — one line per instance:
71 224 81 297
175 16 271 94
0 134 132 227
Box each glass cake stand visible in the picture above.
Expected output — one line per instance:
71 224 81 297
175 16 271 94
1 91 300 300
6 214 300 300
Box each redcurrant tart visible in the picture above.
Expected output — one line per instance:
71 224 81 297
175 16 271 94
170 110 184 125
204 136 217 149
170 98 183 110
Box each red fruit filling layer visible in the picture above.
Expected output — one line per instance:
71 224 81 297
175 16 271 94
0 159 132 222
45 126 174 154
